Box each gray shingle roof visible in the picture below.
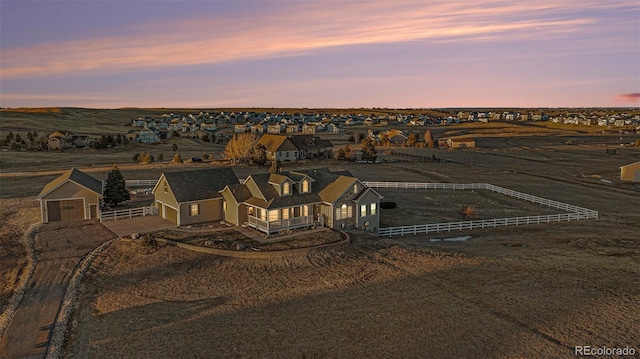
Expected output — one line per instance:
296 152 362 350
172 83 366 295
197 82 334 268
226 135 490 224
38 168 103 198
238 168 357 209
163 168 238 203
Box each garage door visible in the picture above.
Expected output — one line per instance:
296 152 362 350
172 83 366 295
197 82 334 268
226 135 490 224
47 199 85 222
164 205 178 224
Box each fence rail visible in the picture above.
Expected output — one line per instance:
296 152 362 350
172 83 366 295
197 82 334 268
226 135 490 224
125 179 158 187
100 205 158 222
377 212 595 237
363 181 599 237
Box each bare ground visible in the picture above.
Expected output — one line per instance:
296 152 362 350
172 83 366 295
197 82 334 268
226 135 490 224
63 134 639 358
0 198 39 310
1 130 638 358
64 229 639 358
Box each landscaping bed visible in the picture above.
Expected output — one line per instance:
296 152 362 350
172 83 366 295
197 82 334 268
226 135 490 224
149 228 343 252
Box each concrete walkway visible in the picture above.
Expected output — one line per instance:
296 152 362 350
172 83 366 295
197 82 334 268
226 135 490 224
0 222 114 359
101 216 175 237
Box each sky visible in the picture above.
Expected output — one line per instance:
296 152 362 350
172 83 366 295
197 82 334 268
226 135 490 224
1 0 639 108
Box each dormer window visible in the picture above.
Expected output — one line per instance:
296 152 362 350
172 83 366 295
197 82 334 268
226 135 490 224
301 179 309 193
282 182 290 195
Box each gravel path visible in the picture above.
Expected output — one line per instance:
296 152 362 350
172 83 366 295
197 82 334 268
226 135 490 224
0 222 114 359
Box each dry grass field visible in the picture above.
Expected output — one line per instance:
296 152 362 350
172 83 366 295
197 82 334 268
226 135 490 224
0 198 39 310
1 109 639 358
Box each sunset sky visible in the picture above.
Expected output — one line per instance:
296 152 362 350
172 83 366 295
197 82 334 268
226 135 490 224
1 1 639 108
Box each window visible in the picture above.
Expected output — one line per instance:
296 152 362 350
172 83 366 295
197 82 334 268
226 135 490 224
282 182 290 195
361 204 367 217
338 204 351 219
268 210 279 221
189 204 200 216
259 208 266 221
301 180 309 193
163 182 168 193
370 203 376 215
302 205 309 216
223 201 227 212
353 184 358 193
282 208 290 219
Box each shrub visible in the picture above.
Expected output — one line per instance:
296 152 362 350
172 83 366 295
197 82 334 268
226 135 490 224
380 201 397 209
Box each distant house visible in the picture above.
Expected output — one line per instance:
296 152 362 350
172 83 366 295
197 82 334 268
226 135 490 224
47 131 73 150
326 123 342 133
137 128 159 143
234 123 248 133
286 123 300 134
257 134 332 162
220 168 382 234
71 135 94 148
302 123 317 134
388 132 407 146
37 168 103 223
267 123 282 134
447 138 476 148
620 161 640 182
152 168 239 225
251 123 266 134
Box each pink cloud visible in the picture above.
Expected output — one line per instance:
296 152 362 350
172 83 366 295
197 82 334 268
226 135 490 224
615 93 640 103
1 1 631 79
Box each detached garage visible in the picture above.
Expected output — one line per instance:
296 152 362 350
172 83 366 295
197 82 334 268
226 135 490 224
37 168 103 223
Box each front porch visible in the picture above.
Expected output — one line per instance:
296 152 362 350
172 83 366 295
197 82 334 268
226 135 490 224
247 214 316 234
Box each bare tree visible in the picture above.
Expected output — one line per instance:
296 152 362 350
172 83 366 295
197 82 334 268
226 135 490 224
460 205 475 220
224 133 257 164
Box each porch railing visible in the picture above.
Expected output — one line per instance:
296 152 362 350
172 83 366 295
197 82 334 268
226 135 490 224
247 215 315 234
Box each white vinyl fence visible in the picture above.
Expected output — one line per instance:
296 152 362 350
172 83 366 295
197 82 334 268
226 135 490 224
100 205 158 222
125 179 158 187
363 182 598 237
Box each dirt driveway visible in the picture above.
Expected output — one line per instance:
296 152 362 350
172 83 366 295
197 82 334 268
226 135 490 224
0 221 114 359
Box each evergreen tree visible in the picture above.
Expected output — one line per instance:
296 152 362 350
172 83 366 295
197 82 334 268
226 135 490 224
138 152 153 164
361 137 377 163
424 130 434 148
406 133 418 147
103 166 130 207
269 159 281 173
252 144 267 167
